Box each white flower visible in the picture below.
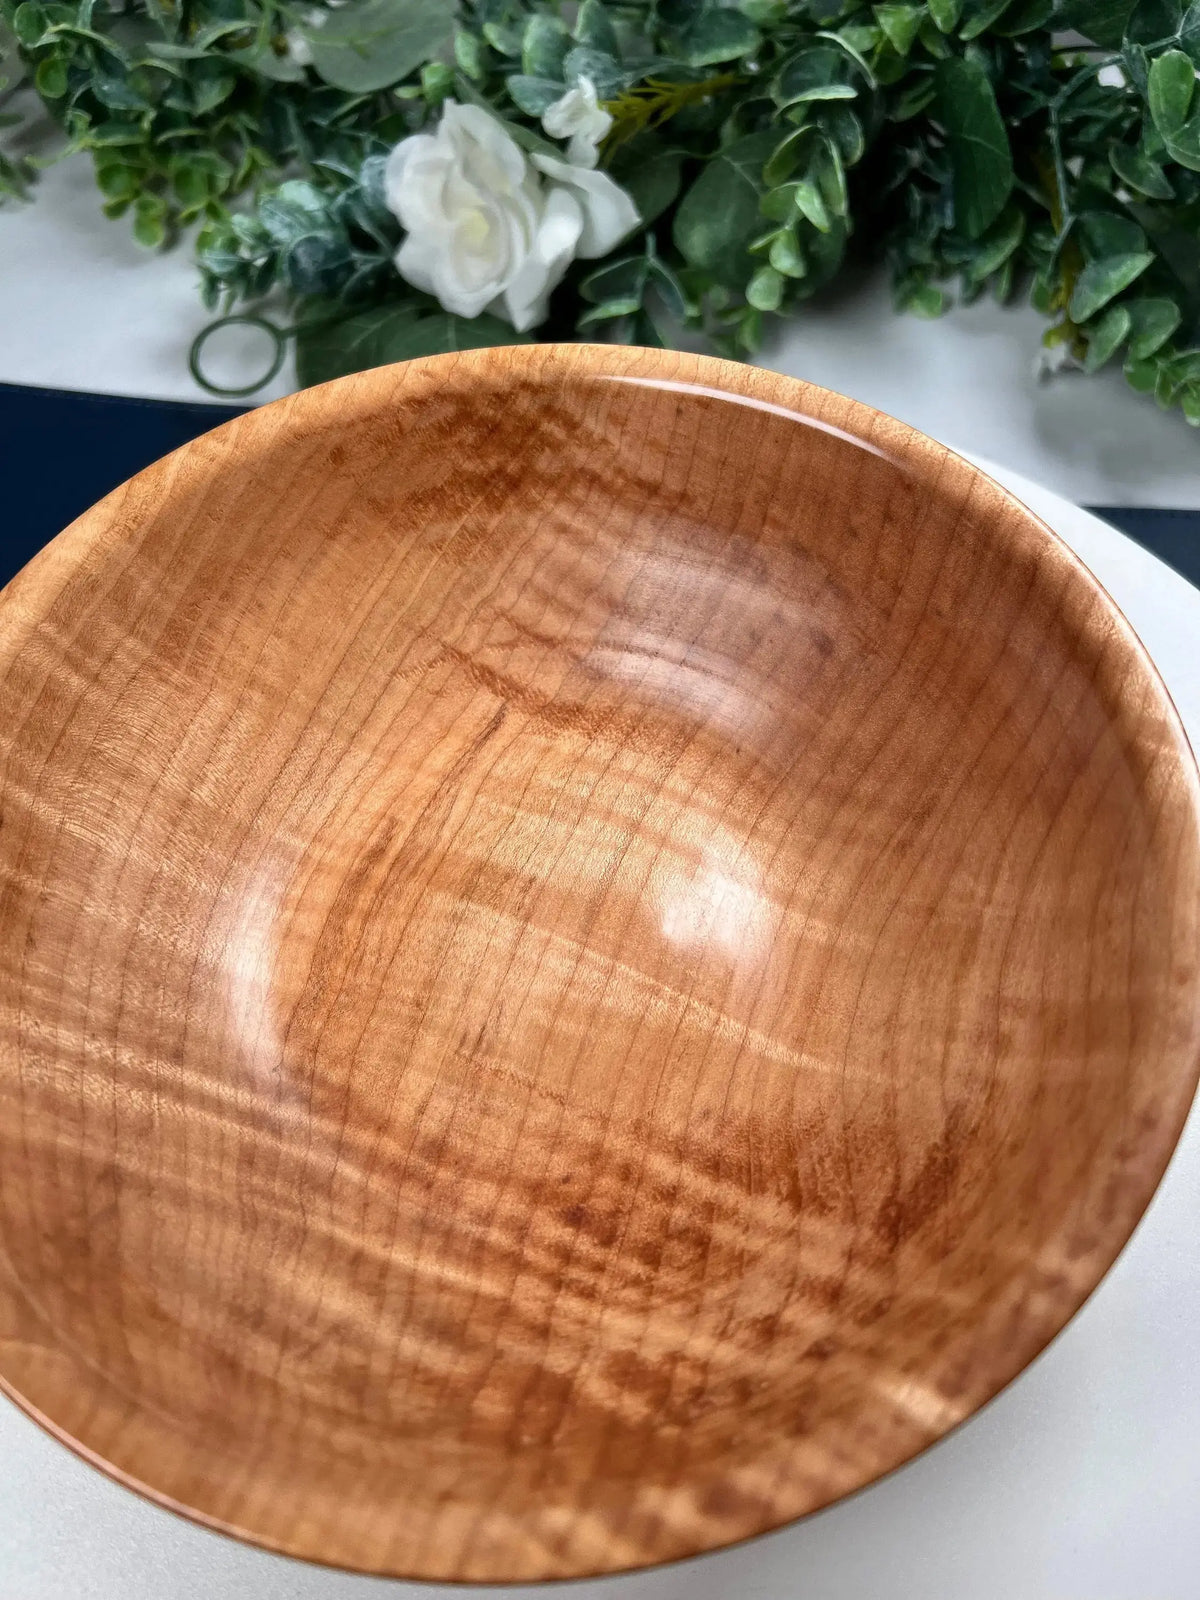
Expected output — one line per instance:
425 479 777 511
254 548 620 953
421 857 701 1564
531 151 640 258
541 76 612 168
1097 63 1127 89
383 101 639 333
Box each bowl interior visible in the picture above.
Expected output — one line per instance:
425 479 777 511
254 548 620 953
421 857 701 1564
0 347 1197 1582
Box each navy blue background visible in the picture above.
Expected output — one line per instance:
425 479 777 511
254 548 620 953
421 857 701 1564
1 382 1195 591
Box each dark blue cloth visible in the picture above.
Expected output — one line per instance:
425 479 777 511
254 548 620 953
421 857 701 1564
0 383 244 586
1 381 1196 590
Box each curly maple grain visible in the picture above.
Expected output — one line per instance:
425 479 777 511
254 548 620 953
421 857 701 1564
0 346 1197 1582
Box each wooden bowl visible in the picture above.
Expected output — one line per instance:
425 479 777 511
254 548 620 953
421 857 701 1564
1 347 1198 1583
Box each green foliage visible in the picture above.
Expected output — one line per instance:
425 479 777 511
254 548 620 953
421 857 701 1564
3 0 1200 423
674 131 777 283
301 0 451 94
935 57 1013 238
295 300 525 386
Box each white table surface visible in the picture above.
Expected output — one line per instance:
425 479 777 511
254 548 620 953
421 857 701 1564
2 128 1199 1597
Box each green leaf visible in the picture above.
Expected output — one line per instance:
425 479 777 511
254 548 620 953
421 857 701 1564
1124 354 1158 391
629 307 665 348
259 179 330 244
506 74 563 114
191 19 259 51
774 46 857 107
1148 48 1196 136
607 137 683 224
574 0 619 55
228 40 307 83
1126 297 1182 357
1128 0 1183 47
140 42 201 65
95 161 136 200
286 234 353 296
1083 303 1131 371
578 295 642 325
873 3 921 53
966 203 1024 279
769 229 806 277
1068 251 1155 321
673 130 777 285
304 0 452 94
892 77 937 119
421 59 454 99
795 175 831 230
817 141 847 215
522 13 568 78
803 210 850 291
896 277 946 316
579 254 648 304
814 26 876 80
920 12 954 54
1056 0 1134 46
1183 0 1200 63
1078 211 1147 258
190 59 237 114
763 124 816 186
171 162 208 209
674 8 759 66
760 182 801 221
1122 40 1150 95
562 45 626 95
926 0 963 31
455 28 486 79
482 21 522 57
34 55 67 96
819 103 865 164
936 57 1014 239
96 66 155 111
296 303 525 388
12 2 46 46
85 122 142 147
1181 382 1200 424
132 195 166 249
646 257 692 320
1164 112 1200 168
1110 143 1174 197
994 0 1053 33
747 264 785 311
959 0 1014 39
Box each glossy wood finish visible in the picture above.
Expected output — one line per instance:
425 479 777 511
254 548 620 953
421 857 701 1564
0 347 1198 1583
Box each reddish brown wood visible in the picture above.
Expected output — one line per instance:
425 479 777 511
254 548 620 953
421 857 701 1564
0 346 1197 1582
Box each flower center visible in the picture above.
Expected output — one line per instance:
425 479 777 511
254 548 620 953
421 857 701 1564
460 209 491 248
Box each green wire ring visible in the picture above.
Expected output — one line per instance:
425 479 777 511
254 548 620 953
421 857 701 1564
188 314 288 399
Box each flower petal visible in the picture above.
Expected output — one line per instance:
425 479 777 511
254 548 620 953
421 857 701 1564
443 100 529 189
532 154 640 258
541 76 611 169
500 185 584 331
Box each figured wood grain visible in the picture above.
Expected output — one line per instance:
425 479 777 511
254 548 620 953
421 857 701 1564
0 346 1197 1582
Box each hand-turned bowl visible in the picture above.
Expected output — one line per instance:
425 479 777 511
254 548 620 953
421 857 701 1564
1 346 1198 1584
